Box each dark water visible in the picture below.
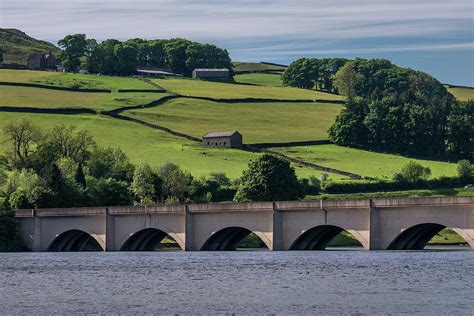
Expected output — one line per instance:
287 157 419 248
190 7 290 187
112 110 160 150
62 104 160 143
0 249 473 315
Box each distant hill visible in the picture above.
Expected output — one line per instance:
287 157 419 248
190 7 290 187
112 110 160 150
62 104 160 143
0 28 59 65
232 61 287 74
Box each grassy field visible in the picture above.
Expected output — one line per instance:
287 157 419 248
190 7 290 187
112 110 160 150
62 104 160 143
123 98 342 143
447 85 474 101
0 86 165 111
232 61 286 73
0 69 155 90
272 144 458 179
0 112 332 179
234 73 283 87
151 77 342 101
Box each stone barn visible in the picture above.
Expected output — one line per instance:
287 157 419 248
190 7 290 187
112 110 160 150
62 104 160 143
27 52 57 70
202 131 243 149
192 68 230 79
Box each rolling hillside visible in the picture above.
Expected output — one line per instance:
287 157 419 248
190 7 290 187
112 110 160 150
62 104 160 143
0 28 60 65
0 68 460 182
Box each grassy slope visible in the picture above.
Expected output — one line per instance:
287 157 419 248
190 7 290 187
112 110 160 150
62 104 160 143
0 69 155 90
123 98 342 143
0 86 165 111
0 112 330 179
151 77 342 100
232 61 286 73
447 86 474 101
272 144 457 179
234 73 283 87
0 28 60 65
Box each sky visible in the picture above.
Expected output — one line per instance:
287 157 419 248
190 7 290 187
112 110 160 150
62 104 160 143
1 0 473 86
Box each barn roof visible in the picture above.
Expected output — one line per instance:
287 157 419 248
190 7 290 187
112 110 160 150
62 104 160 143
203 131 240 138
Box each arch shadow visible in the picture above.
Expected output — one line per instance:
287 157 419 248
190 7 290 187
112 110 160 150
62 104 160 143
120 228 182 251
201 226 270 251
388 223 470 250
47 230 103 252
289 225 364 250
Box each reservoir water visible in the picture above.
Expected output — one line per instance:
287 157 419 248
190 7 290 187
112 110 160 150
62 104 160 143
0 249 473 314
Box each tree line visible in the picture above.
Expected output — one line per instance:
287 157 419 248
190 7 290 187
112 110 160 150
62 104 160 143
283 58 473 160
58 34 232 76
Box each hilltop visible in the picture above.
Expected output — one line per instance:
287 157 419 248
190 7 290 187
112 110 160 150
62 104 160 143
0 28 59 65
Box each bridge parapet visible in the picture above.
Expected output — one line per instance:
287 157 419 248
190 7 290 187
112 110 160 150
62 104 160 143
16 207 106 217
187 201 274 213
108 205 184 215
372 196 474 208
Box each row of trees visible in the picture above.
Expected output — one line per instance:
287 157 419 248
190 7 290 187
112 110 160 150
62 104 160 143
58 34 232 76
283 57 472 160
282 58 348 92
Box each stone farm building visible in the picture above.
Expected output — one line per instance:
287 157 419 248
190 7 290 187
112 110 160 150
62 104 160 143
192 68 230 79
202 131 243 148
27 52 57 70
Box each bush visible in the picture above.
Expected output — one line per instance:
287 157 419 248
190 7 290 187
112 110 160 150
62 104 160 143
457 160 473 180
394 161 431 183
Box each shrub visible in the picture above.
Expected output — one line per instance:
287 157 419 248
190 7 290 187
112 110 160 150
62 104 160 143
394 161 431 183
457 160 473 180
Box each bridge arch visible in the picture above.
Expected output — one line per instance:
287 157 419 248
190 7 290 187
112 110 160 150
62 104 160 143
47 230 104 252
200 226 271 251
387 223 473 250
289 225 366 250
120 228 184 251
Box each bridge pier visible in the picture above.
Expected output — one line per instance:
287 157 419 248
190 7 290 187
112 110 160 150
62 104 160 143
15 196 474 252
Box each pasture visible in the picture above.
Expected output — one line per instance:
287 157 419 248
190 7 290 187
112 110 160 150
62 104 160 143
151 77 343 101
271 144 458 179
122 97 342 143
0 69 156 90
447 85 474 101
232 61 286 73
0 86 166 111
0 112 332 179
234 73 283 87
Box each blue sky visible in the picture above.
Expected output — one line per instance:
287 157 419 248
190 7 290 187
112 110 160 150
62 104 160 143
2 0 473 85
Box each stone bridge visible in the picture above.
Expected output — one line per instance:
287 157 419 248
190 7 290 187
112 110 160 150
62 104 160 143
15 196 474 251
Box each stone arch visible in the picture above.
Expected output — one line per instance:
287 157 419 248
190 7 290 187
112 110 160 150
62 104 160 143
387 223 473 250
289 225 366 250
200 226 271 251
120 228 183 251
47 230 104 252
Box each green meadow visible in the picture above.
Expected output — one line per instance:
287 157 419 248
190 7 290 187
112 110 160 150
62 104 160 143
0 86 166 111
0 111 332 179
151 77 343 100
0 69 155 90
234 73 283 87
232 61 286 73
123 98 342 143
271 144 458 179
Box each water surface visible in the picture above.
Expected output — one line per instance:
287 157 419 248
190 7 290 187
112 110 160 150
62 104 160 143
0 250 473 314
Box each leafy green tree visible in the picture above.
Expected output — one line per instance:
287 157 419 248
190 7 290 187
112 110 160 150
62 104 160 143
185 43 232 76
84 38 98 72
2 119 42 169
234 154 302 202
333 62 364 99
0 49 4 63
131 164 162 205
0 206 26 251
164 39 192 75
94 39 121 74
447 101 474 160
114 44 138 75
457 160 473 180
58 34 87 71
87 147 134 182
158 163 193 202
87 177 132 206
393 161 431 183
328 97 368 146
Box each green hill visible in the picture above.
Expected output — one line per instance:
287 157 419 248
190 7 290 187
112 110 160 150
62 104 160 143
0 28 60 65
232 61 286 73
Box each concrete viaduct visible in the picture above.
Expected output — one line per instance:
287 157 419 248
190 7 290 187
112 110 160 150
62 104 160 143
15 196 474 252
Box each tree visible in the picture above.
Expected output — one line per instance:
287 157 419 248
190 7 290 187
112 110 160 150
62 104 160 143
333 62 364 99
447 101 474 160
58 34 87 71
113 44 138 75
393 161 431 183
131 164 161 205
328 97 368 146
0 48 4 63
234 154 302 202
457 160 473 180
94 39 121 75
87 178 132 206
84 38 98 72
87 147 134 182
158 163 193 202
2 119 42 168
